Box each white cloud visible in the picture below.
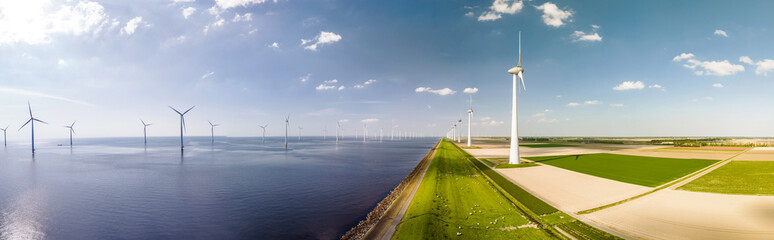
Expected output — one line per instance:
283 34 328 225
173 0 195 2
649 84 663 89
739 56 774 76
479 116 492 121
361 118 379 123
232 13 252 22
482 120 505 125
182 7 196 19
613 81 644 90
556 95 562 98
302 31 342 51
354 85 364 89
338 86 345 90
57 59 67 67
415 87 456 96
704 96 714 101
544 109 553 113
203 18 225 34
566 102 580 107
269 42 279 49
465 12 474 17
714 29 728 38
463 87 479 93
584 100 602 105
300 74 310 82
535 2 572 27
0 86 96 107
201 71 215 79
426 105 432 109
324 79 338 84
712 83 724 88
364 79 377 85
315 84 335 90
532 112 545 118
571 30 602 42
121 16 143 35
478 0 523 21
0 0 110 45
610 103 624 107
673 53 744 76
338 119 349 123
214 0 268 11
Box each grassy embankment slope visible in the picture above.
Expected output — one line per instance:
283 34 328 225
679 161 774 195
526 153 718 187
393 139 620 239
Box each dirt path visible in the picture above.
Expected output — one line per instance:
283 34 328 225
358 141 439 240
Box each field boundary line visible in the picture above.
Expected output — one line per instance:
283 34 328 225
577 148 753 215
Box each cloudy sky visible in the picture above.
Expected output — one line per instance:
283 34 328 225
1 0 774 141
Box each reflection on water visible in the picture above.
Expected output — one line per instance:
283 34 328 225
0 136 436 239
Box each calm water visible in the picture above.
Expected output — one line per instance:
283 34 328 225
0 136 438 240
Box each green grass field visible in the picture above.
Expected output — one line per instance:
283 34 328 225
480 158 497 168
525 153 718 187
679 161 774 195
392 140 554 239
496 162 539 169
520 143 575 148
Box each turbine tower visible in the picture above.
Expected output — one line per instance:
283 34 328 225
64 121 76 146
467 96 473 147
336 121 340 144
208 121 219 144
19 102 47 154
457 116 463 143
507 31 526 164
284 116 290 148
362 124 367 142
141 119 152 145
323 126 327 141
1 126 8 147
259 123 268 144
297 126 303 141
169 106 195 151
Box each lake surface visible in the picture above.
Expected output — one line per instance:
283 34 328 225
0 136 438 240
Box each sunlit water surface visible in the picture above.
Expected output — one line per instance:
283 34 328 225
0 136 437 240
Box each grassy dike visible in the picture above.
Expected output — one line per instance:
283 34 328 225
392 139 620 239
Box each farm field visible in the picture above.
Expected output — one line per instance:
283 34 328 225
679 161 774 195
519 143 575 148
525 153 718 187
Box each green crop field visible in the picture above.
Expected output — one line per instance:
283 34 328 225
679 161 774 195
520 143 575 148
525 153 718 187
392 140 554 239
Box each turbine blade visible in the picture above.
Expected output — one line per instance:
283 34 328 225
169 106 182 115
19 119 32 131
71 121 76 127
518 72 526 91
33 118 48 124
208 121 213 126
27 102 33 117
141 119 146 125
518 31 522 67
183 106 195 115
71 128 76 135
182 117 187 133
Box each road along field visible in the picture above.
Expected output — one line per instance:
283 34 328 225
731 148 774 161
525 153 718 187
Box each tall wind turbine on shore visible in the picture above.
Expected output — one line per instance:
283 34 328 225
169 106 195 151
467 96 473 147
208 121 219 144
259 123 268 144
19 102 47 154
284 116 290 148
141 119 152 145
64 121 76 146
507 31 526 164
457 116 463 143
1 126 8 147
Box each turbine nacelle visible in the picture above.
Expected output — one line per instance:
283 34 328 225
467 109 473 113
507 66 523 75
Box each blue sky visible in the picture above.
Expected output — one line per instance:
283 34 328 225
2 0 774 141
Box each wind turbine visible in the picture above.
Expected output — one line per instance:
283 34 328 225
380 128 383 142
507 31 526 164
284 116 290 148
467 96 474 147
297 126 303 141
336 121 340 144
259 123 268 144
1 126 8 147
362 124 367 142
141 119 152 145
169 106 195 151
19 102 47 154
208 121 219 144
64 121 76 146
457 116 463 143
323 126 327 141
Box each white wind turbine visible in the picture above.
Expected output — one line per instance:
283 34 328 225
19 102 47 154
467 96 473 147
208 121 219 144
1 126 8 147
507 31 527 164
362 124 367 142
141 119 152 145
323 126 327 141
64 121 76 147
457 116 463 143
284 116 290 148
259 123 268 144
297 126 303 141
336 121 340 144
169 106 195 151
